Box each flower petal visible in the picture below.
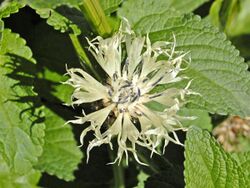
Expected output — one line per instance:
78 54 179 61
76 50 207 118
87 35 122 78
126 37 145 77
68 104 114 125
148 88 180 106
66 67 108 98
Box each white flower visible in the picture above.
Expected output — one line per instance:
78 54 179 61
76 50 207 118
65 19 195 165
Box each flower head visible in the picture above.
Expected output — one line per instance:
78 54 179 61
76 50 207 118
65 19 195 165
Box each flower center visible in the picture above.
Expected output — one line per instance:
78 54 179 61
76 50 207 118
110 79 141 105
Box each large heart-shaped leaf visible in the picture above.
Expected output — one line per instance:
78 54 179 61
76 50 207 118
118 0 250 116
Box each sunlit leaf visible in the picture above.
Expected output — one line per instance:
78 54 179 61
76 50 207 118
184 127 249 188
0 29 45 174
35 108 83 181
0 0 24 19
119 0 250 116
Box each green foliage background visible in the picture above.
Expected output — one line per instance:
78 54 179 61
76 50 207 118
0 0 250 187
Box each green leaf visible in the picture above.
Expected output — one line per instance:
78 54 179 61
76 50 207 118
35 6 87 35
23 0 81 9
184 127 249 188
26 23 82 181
29 22 78 103
179 108 212 131
118 0 209 26
0 156 41 188
0 19 3 38
24 0 86 35
232 152 250 178
35 108 83 181
38 67 74 104
169 0 209 14
119 2 250 116
28 0 121 36
0 29 45 174
230 35 250 60
0 0 24 19
99 0 123 15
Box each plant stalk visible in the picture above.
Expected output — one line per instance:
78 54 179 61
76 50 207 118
80 0 112 36
109 149 125 188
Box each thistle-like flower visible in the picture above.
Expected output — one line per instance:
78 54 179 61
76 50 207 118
65 20 195 165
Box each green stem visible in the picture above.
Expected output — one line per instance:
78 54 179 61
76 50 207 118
109 149 125 188
69 33 101 80
80 0 112 36
137 152 159 174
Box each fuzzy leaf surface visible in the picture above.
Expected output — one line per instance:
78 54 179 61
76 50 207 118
0 29 45 174
232 152 250 179
0 156 41 188
184 127 249 188
119 1 250 116
35 108 83 181
118 0 209 26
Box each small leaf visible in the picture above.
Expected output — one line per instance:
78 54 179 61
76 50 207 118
35 108 83 181
184 127 249 188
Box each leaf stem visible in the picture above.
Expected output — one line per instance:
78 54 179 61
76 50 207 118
109 149 125 188
80 0 112 36
69 33 101 80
